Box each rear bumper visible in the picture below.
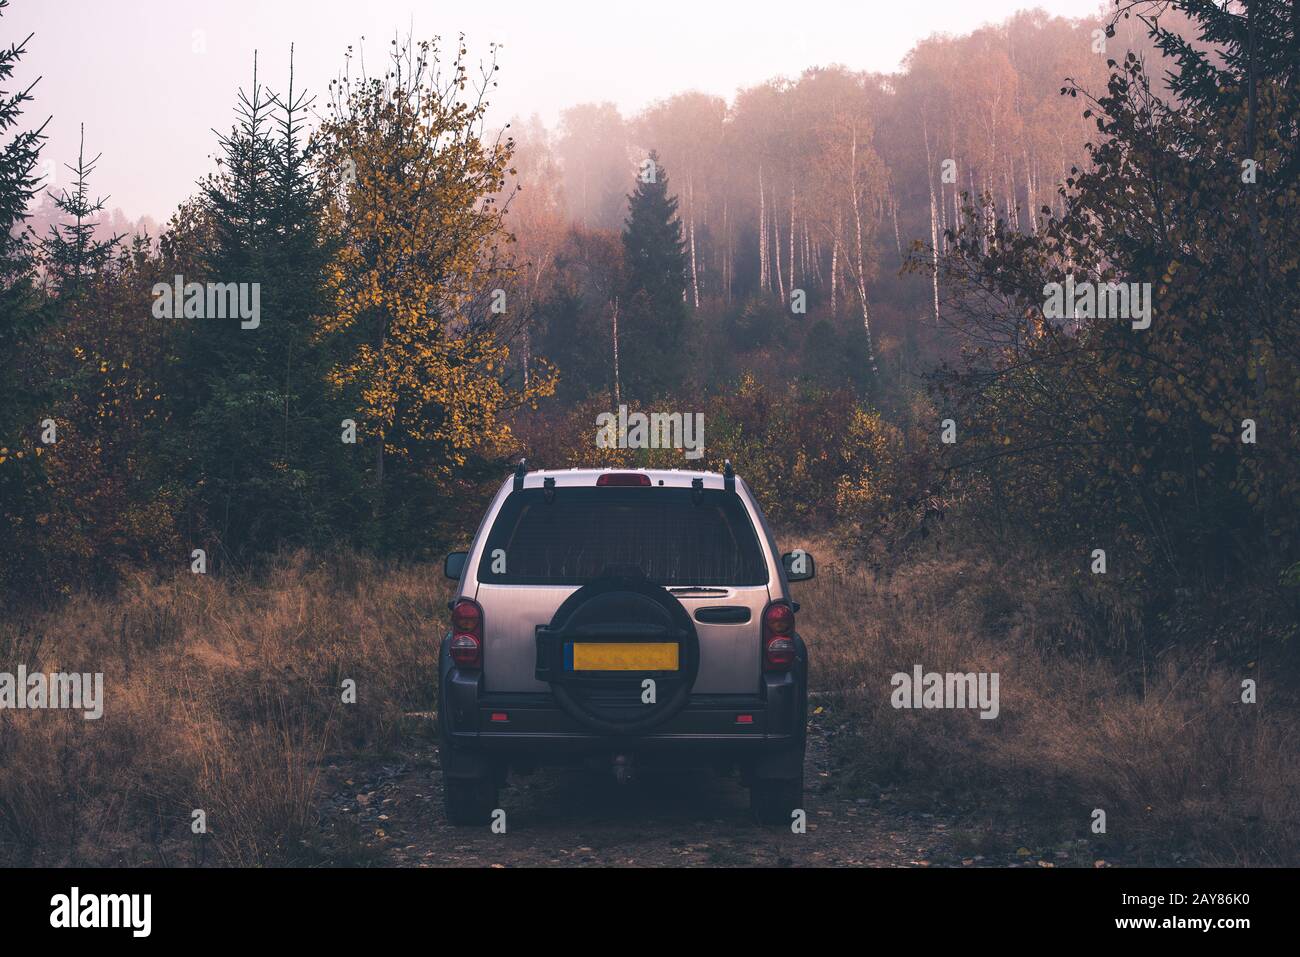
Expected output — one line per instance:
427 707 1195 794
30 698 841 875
438 633 807 780
440 670 803 757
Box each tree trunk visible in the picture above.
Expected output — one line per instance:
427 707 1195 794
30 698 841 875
758 166 768 291
722 198 731 305
611 296 621 407
789 189 796 292
769 180 780 299
890 194 902 267
522 329 530 390
924 120 941 324
848 125 877 374
830 231 839 314
1023 147 1036 234
688 175 700 309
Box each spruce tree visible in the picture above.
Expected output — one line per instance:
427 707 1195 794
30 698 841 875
1141 1 1296 420
172 52 349 555
263 48 364 544
0 0 45 350
0 0 49 591
39 124 124 297
1144 0 1298 115
619 150 687 399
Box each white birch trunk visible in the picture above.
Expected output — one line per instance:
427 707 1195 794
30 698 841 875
1023 148 1036 234
688 175 700 309
789 189 796 293
923 119 941 325
891 195 902 266
848 125 876 373
759 165 768 291
830 229 839 314
773 183 786 301
611 297 621 407
722 198 731 305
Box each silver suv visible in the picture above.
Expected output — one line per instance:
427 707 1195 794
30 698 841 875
439 462 814 826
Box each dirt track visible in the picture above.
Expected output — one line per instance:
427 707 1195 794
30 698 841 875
315 709 1107 868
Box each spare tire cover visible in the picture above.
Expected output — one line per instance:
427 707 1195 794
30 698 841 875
536 576 700 734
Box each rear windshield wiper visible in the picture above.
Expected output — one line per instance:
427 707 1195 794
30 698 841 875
667 586 730 594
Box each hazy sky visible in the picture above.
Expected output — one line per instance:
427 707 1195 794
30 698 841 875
8 0 1108 220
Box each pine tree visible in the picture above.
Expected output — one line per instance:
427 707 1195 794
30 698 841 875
1141 1 1296 425
202 51 275 336
1144 1 1298 114
620 150 687 399
39 124 124 296
0 0 46 346
261 47 364 544
1139 0 1299 196
170 52 351 555
0 0 49 592
1174 0 1295 560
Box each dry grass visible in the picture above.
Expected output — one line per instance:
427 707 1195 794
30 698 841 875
0 551 447 866
787 528 1300 865
2 537 1296 866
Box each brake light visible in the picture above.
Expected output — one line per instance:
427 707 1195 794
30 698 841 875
762 602 796 670
449 598 483 668
596 472 652 487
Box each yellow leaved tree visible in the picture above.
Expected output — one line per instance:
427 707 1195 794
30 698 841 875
315 36 554 535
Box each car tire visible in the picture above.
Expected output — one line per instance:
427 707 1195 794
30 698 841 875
443 776 498 827
750 774 803 826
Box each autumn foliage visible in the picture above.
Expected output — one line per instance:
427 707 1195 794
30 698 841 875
926 6 1300 646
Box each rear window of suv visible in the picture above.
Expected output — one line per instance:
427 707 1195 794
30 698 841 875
476 486 769 586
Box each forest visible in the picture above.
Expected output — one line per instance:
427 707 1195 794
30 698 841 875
0 0 1297 867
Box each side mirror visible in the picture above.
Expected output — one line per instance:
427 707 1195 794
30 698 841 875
444 551 467 580
781 550 815 582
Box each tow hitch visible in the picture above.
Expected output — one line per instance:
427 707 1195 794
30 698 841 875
612 753 635 786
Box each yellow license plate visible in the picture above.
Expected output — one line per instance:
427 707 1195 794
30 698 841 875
570 642 679 671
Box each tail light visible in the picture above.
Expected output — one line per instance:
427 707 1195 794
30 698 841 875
762 602 796 671
449 598 483 668
596 472 652 486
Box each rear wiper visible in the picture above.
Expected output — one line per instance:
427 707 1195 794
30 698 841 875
667 586 729 594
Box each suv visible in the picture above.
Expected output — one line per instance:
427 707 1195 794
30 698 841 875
439 462 814 826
